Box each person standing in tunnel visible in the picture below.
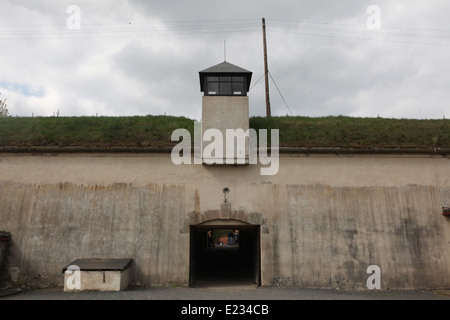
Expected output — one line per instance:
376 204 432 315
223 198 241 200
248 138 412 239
227 229 235 245
207 230 214 247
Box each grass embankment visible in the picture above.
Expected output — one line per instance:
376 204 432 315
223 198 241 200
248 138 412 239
250 116 450 148
0 115 194 148
0 115 449 149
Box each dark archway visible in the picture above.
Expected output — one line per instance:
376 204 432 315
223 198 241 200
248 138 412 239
189 219 260 287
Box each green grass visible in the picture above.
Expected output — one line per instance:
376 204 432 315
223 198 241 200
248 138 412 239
251 116 450 148
0 115 194 148
0 115 449 149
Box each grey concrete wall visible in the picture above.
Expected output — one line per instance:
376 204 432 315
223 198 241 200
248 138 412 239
202 96 249 162
0 153 449 289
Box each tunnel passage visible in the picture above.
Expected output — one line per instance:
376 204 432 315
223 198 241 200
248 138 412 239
189 219 260 287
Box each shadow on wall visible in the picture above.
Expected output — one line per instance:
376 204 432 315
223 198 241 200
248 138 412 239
0 231 11 286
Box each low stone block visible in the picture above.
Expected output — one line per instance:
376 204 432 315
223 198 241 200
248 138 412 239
62 258 132 292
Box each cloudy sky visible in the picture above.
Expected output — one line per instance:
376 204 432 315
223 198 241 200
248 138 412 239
1 0 450 120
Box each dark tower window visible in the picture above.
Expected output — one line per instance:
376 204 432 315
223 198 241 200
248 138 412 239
205 76 246 96
232 77 245 95
199 61 252 97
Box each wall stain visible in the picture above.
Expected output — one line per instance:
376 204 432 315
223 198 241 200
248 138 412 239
194 189 200 213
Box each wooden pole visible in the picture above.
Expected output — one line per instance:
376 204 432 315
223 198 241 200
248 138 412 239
262 17 271 117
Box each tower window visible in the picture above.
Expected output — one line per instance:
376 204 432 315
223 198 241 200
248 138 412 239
205 76 246 96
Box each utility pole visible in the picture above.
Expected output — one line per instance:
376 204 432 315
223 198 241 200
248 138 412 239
262 17 271 117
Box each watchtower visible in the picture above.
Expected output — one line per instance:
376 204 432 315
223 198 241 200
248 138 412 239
199 61 253 164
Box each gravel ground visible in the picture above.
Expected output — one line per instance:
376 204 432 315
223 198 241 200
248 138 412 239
2 285 450 300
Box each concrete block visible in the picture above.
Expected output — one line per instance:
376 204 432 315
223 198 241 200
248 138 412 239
63 258 132 292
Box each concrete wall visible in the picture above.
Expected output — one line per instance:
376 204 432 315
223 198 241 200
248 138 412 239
202 96 249 162
0 152 449 289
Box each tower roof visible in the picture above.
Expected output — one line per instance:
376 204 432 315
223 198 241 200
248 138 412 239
199 61 252 74
199 61 252 92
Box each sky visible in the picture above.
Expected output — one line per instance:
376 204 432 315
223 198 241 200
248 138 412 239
1 0 450 120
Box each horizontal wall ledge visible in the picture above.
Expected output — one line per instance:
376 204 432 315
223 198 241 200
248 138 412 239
0 146 449 156
278 147 450 155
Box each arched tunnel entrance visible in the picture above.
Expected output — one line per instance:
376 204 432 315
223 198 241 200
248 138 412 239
189 219 261 287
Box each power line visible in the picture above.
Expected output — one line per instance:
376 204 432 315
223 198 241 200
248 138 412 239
268 23 450 41
0 18 260 28
1 16 450 47
268 29 450 47
266 18 450 46
0 19 261 40
267 18 450 34
0 27 261 40
0 23 261 34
